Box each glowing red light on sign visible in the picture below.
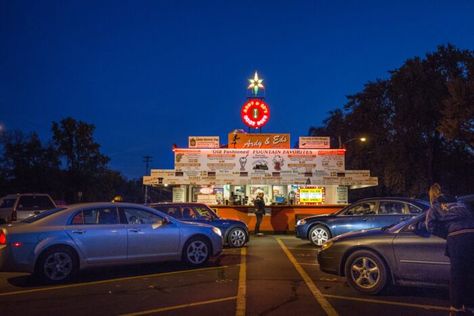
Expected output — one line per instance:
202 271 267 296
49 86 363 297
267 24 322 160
0 231 6 245
241 99 270 128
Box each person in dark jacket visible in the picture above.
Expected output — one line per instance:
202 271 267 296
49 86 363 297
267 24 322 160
254 192 265 236
426 193 474 315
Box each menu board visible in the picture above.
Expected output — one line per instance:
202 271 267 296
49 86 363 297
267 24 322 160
174 148 345 175
146 150 377 187
299 187 325 203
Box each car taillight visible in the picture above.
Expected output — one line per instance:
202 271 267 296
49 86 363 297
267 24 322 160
0 231 6 245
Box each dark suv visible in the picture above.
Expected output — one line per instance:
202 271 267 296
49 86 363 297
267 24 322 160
150 203 249 248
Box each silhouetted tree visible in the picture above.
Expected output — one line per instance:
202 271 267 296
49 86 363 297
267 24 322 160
0 131 61 197
51 117 111 202
309 44 474 198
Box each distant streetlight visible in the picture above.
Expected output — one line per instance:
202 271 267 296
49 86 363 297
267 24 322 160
338 136 367 148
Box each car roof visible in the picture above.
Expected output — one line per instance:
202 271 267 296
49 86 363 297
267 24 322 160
149 202 208 207
459 194 474 201
1 193 52 199
64 202 149 209
355 197 429 204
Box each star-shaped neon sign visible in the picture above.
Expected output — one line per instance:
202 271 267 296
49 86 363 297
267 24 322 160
248 71 264 95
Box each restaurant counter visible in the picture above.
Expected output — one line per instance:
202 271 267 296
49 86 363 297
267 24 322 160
212 204 346 233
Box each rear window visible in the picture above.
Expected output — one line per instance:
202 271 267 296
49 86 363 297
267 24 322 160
154 206 182 218
21 208 66 223
463 200 474 212
0 198 16 208
17 196 55 210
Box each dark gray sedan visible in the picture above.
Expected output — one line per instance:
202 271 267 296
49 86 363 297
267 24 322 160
317 213 448 294
0 202 223 283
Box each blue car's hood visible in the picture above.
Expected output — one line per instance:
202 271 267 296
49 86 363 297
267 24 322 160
305 213 335 221
217 218 247 226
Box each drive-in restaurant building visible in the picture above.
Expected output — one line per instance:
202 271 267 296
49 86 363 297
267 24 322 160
143 72 378 232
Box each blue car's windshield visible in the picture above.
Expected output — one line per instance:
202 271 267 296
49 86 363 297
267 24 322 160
20 208 66 223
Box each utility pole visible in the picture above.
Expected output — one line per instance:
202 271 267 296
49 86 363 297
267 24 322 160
143 155 152 204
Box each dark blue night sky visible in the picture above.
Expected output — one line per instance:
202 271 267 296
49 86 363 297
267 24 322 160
1 1 474 179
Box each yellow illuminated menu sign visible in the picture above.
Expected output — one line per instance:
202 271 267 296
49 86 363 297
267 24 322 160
299 188 324 203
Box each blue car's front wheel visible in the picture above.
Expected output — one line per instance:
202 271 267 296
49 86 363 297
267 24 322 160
309 225 331 246
228 227 247 248
183 237 211 266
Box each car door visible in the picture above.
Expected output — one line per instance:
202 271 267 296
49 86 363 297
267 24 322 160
121 207 181 262
332 201 377 236
66 206 127 264
392 218 449 284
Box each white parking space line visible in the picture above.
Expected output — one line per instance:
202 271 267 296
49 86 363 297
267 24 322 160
120 296 237 316
0 265 233 297
235 247 246 316
276 238 339 316
323 294 450 312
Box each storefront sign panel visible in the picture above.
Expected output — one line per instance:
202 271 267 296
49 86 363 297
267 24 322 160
188 136 220 148
174 148 345 175
299 136 331 149
228 133 290 149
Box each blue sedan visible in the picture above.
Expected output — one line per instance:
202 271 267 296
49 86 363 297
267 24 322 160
295 197 429 246
0 202 223 283
150 203 249 248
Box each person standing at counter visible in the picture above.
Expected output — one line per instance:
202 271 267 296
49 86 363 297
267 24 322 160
254 192 265 236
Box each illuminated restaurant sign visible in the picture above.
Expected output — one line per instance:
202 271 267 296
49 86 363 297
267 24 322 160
228 133 290 149
188 136 220 148
299 136 331 149
174 148 345 175
241 98 270 128
298 186 325 204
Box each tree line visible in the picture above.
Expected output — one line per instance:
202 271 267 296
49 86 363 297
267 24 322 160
1 44 472 203
0 117 169 203
309 44 474 199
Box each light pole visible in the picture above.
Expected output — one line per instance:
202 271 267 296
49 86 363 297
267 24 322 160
143 155 152 204
339 137 366 148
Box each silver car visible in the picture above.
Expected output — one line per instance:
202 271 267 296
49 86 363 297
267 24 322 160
0 202 223 283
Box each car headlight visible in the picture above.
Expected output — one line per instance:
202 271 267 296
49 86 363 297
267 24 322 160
212 227 222 237
321 240 333 251
296 219 306 226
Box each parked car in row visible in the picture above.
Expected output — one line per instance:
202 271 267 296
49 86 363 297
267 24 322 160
150 203 249 248
0 193 57 224
0 202 223 283
295 197 430 246
317 213 448 294
317 194 473 295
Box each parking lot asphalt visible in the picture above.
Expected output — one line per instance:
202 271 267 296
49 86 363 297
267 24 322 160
0 235 451 316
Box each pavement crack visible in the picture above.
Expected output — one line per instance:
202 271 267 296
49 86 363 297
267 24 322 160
258 280 302 316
